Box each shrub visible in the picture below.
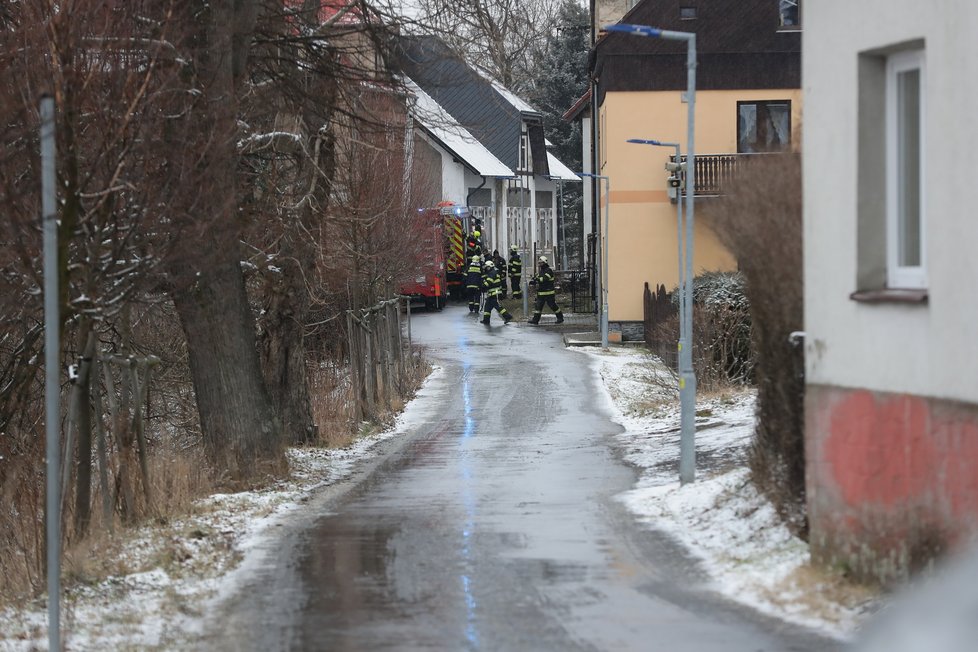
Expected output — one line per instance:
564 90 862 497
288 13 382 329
653 271 754 392
702 153 807 538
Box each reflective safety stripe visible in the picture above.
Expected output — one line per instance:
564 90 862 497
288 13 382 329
538 290 556 296
448 219 464 272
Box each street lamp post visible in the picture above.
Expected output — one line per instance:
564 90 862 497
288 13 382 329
626 138 694 484
577 172 610 348
608 22 697 484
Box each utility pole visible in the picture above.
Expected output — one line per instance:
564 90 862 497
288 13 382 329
41 93 61 652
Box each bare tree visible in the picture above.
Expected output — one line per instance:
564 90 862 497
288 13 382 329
410 0 560 92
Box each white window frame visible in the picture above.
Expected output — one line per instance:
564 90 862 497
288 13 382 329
519 127 530 173
885 49 926 289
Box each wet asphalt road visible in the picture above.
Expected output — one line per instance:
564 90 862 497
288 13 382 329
206 305 839 651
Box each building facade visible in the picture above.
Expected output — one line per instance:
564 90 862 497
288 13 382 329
582 0 801 339
804 0 978 582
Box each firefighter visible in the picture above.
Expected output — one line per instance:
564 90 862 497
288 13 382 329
481 260 513 325
465 230 483 264
465 254 484 313
508 244 522 298
528 256 564 325
491 250 507 298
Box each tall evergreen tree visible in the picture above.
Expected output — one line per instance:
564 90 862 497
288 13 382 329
529 0 590 268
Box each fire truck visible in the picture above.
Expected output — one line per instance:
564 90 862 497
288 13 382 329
398 202 470 309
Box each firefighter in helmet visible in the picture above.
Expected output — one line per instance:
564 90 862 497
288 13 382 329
465 230 483 265
465 254 484 313
480 260 513 325
507 244 523 299
491 250 507 298
528 256 564 325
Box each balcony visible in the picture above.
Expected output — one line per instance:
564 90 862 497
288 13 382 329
669 152 778 198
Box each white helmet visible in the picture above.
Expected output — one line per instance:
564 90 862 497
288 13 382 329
471 254 481 262
484 260 495 269
510 244 518 251
539 256 548 264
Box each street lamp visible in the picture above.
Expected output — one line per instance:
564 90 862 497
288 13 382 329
627 137 693 486
577 172 610 348
608 22 697 485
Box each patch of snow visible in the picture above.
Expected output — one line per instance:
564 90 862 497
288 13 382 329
576 346 873 640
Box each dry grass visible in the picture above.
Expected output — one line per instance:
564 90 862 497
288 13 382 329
763 563 882 624
309 358 356 449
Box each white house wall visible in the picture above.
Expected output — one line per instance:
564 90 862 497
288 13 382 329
804 0 978 584
804 0 978 404
440 149 467 206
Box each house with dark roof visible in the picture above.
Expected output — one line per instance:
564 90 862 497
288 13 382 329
571 0 801 340
395 35 579 264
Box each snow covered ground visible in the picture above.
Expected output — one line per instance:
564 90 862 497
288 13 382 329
576 346 880 640
0 348 879 650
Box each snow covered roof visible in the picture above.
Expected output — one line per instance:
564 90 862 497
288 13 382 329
404 77 514 178
476 69 540 115
547 153 581 182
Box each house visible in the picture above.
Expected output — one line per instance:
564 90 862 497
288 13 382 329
395 36 579 263
573 0 801 340
803 0 978 582
402 77 513 210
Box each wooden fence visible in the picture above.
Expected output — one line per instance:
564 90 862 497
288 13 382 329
643 282 678 369
346 297 411 422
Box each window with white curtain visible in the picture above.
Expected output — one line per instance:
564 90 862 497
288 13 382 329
737 100 791 153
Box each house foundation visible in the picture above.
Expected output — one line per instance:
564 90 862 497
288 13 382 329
806 385 978 584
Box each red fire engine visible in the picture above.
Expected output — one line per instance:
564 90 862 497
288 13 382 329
399 202 470 310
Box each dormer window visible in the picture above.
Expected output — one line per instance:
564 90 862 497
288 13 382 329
779 0 800 29
680 7 697 20
519 126 530 173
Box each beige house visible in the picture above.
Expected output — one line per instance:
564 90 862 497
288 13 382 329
573 0 801 339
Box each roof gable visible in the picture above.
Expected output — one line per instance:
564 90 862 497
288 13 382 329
403 77 513 178
394 36 526 170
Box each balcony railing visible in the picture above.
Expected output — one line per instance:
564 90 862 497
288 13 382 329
670 152 778 197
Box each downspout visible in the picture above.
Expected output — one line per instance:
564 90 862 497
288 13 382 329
590 75 601 310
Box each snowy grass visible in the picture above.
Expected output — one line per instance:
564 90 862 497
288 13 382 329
0 367 445 651
576 345 879 640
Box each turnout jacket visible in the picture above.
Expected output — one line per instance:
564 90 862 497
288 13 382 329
465 260 484 289
483 268 505 297
508 253 522 278
534 265 556 296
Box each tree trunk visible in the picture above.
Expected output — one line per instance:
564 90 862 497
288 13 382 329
72 328 96 537
173 254 283 479
258 232 315 446
169 0 284 482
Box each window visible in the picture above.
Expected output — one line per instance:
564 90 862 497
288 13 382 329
737 100 791 153
519 126 530 172
886 49 926 288
680 7 697 20
779 0 800 29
